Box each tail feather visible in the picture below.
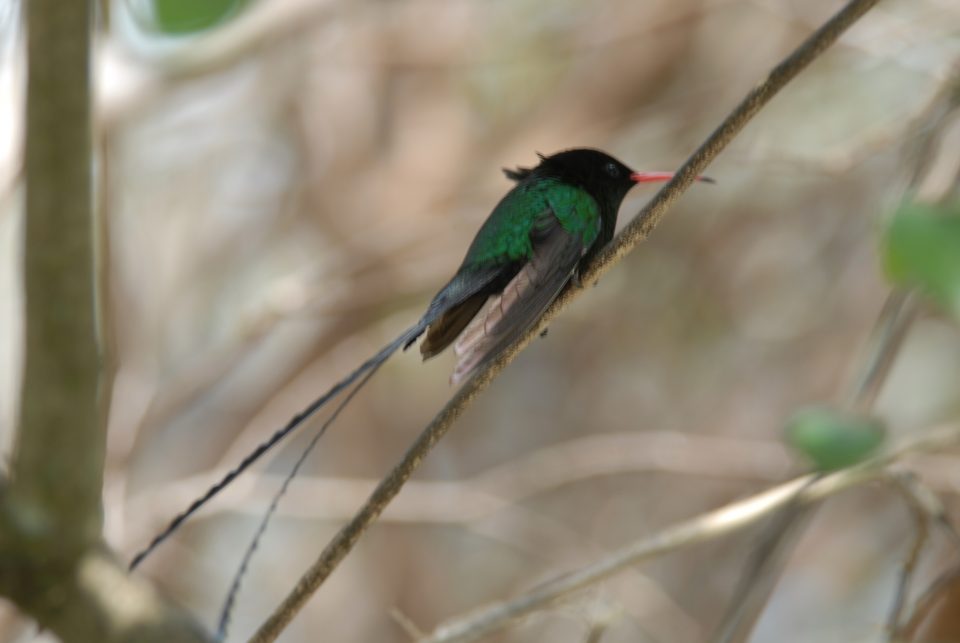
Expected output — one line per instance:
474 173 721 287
129 320 428 571
217 360 384 639
421 292 489 359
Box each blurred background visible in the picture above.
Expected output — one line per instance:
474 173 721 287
2 0 960 641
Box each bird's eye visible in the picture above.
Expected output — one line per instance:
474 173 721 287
604 162 620 178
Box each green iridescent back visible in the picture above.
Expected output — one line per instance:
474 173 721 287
462 179 601 267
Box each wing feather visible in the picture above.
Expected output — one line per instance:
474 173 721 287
451 214 583 384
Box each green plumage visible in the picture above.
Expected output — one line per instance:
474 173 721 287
419 149 642 360
463 180 602 266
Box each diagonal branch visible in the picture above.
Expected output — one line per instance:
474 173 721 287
249 0 882 640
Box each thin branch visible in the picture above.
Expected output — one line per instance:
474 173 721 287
416 424 960 643
845 290 920 413
710 55 960 643
881 469 960 641
711 479 818 643
390 607 426 642
889 531 929 641
711 286 920 643
888 470 960 549
248 0 882 639
885 482 930 641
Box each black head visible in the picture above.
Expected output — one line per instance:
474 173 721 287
502 149 711 260
501 148 711 244
543 148 639 202
503 148 641 213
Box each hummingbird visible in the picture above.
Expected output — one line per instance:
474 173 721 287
417 148 705 383
130 148 712 569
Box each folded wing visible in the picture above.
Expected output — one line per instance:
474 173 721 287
451 213 584 384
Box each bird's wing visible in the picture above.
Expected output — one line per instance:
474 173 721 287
418 258 523 357
451 212 584 384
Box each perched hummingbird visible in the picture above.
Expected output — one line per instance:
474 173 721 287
417 148 702 382
131 148 711 568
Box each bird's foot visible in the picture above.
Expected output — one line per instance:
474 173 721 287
571 269 585 290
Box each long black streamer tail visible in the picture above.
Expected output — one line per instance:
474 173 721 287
129 319 428 571
217 360 384 639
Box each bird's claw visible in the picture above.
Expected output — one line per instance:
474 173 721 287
571 269 585 290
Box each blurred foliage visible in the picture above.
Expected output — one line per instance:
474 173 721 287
884 201 960 318
785 406 886 472
148 0 250 34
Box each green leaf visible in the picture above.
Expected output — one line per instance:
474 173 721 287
151 0 249 35
883 201 960 317
785 407 886 472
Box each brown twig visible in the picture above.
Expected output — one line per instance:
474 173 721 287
414 424 960 643
884 468 960 640
890 530 930 641
248 0 883 639
882 469 960 641
390 607 426 642
711 286 921 643
710 55 960 643
846 290 920 413
890 471 960 550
